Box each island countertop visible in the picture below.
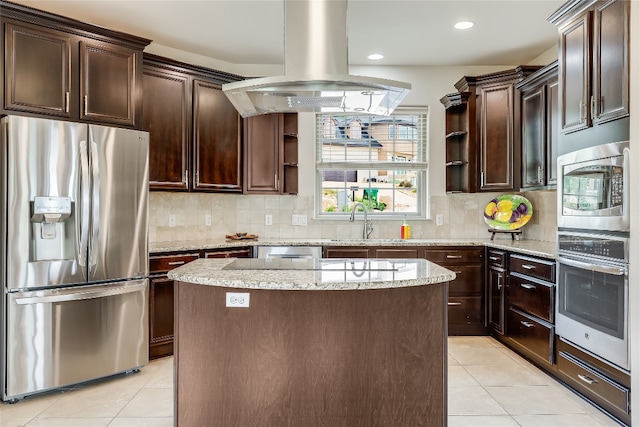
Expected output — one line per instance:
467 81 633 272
167 257 456 291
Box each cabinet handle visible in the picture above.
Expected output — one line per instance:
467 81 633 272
167 261 185 266
65 91 70 113
489 256 499 261
521 264 536 270
452 270 462 274
578 374 597 385
84 95 88 114
481 171 485 186
184 170 188 184
579 101 586 122
496 274 501 290
446 255 462 259
520 283 536 290
538 166 543 184
520 321 535 328
195 171 200 185
590 95 597 119
447 302 462 306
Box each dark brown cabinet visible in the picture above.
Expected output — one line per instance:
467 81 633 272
323 247 372 258
440 92 477 193
142 54 244 192
148 251 200 359
1 3 149 127
516 62 559 189
244 113 298 194
487 249 507 335
550 0 629 152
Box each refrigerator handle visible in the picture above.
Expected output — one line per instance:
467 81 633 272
90 139 100 269
14 281 147 305
78 140 90 269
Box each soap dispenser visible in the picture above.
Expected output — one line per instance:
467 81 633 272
401 216 411 239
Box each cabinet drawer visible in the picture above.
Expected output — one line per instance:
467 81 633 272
448 296 483 326
507 308 553 364
558 351 630 416
448 265 484 295
423 247 483 265
510 254 555 282
509 274 554 322
203 247 252 258
149 253 199 273
374 248 421 259
487 249 506 268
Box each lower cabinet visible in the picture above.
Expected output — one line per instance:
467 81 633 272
487 249 507 335
148 247 251 359
507 307 554 364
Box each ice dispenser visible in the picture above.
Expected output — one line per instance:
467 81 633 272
30 196 73 261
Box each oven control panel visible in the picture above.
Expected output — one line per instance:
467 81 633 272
558 232 627 262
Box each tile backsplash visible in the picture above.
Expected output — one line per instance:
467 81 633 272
149 190 557 243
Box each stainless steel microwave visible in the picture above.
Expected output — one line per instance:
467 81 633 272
557 141 629 232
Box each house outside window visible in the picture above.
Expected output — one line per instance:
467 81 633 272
316 107 429 218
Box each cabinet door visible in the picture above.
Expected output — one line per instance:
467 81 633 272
143 66 190 190
488 267 506 335
149 275 175 359
244 114 281 193
323 247 371 258
559 12 591 133
479 83 515 191
80 41 137 126
521 86 546 188
203 247 252 258
547 77 559 185
192 79 242 192
374 248 421 258
4 22 72 117
592 0 629 124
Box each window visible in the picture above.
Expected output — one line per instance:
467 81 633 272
316 107 429 218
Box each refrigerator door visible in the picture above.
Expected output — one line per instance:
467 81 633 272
88 125 149 283
3 116 87 290
4 279 148 400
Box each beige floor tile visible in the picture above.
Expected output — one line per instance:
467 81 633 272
448 354 459 366
107 417 173 427
465 364 551 387
448 386 508 416
0 392 62 424
448 366 480 387
448 346 521 366
513 413 619 426
0 418 33 427
143 361 173 389
448 415 520 426
117 389 173 418
486 385 592 415
25 418 111 426
38 384 140 418
448 336 497 348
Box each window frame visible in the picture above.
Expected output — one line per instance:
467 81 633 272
314 107 430 220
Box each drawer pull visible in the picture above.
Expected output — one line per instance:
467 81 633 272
448 302 462 306
489 256 499 261
453 270 462 274
520 283 536 290
167 261 186 266
446 255 462 259
521 264 536 270
520 321 535 328
578 374 598 385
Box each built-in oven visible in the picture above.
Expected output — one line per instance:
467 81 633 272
557 141 629 232
556 231 629 372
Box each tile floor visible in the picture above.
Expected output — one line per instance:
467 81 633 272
0 336 622 426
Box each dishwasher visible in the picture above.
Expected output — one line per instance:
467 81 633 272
255 246 323 259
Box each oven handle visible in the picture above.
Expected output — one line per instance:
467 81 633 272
557 256 626 276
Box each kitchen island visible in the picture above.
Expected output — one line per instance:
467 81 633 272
169 257 455 427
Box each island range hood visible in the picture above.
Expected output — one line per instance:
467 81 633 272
222 0 411 118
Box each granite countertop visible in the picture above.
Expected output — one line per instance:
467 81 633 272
167 257 456 291
150 237 557 259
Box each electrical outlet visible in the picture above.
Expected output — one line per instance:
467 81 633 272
292 214 307 226
436 214 444 227
205 214 212 226
265 214 273 226
226 292 250 308
168 214 176 227
291 215 299 226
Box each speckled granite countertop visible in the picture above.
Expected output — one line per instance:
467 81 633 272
151 238 557 259
167 257 456 291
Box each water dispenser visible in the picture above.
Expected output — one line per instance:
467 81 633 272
30 196 73 261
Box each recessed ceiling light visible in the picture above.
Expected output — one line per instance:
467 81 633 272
454 21 475 30
367 53 384 60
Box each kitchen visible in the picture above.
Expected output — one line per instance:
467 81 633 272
0 0 639 426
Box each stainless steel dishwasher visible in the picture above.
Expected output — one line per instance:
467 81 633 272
255 246 323 259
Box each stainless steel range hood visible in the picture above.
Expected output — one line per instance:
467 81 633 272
222 0 411 118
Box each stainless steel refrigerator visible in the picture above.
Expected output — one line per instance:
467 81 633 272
1 115 149 402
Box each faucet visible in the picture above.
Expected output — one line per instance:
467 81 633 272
349 202 373 239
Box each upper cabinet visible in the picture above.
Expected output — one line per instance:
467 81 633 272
1 1 150 127
549 0 629 154
440 92 477 193
142 54 243 192
515 62 559 190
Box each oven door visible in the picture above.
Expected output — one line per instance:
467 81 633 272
556 255 628 371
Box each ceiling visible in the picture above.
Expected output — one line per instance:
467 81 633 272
9 0 565 67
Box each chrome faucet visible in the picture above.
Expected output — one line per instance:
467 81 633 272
349 202 373 239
